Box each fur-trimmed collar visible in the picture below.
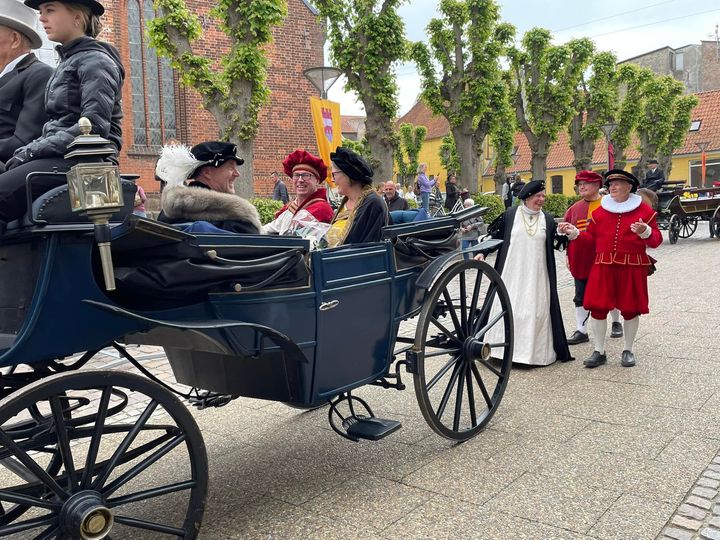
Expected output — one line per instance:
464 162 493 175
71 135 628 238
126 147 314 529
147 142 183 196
161 185 262 231
600 193 642 214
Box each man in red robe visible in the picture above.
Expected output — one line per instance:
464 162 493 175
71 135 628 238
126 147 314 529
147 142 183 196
563 170 622 344
559 170 662 368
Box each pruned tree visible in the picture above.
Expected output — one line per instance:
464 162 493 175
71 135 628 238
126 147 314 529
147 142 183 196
491 74 518 192
395 123 428 187
315 0 407 184
635 74 699 178
148 0 287 198
439 134 461 177
411 0 515 191
508 28 594 180
341 137 372 160
568 51 618 172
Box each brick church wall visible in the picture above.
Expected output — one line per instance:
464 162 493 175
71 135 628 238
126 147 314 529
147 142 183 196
103 0 324 196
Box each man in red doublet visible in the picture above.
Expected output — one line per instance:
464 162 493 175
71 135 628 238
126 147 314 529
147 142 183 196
559 170 662 368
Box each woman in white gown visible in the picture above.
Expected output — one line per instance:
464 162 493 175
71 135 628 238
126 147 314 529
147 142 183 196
483 180 572 366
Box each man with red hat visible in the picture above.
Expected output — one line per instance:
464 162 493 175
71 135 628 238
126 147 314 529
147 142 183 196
263 149 333 234
563 170 623 345
559 169 662 368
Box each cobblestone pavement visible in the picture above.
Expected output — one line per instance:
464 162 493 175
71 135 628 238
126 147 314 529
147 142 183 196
2 227 719 539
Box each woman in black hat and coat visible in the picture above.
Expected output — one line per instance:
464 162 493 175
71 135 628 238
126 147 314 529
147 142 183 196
326 147 388 247
0 0 124 229
480 179 572 366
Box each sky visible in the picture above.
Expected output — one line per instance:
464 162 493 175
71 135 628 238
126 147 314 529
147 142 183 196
326 0 720 117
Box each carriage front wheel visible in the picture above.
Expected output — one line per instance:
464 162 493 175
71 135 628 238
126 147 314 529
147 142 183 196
0 370 208 539
412 259 513 441
668 214 681 244
710 206 720 239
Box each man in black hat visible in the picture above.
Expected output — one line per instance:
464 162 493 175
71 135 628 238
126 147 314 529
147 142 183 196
0 0 53 163
158 141 261 234
643 159 665 192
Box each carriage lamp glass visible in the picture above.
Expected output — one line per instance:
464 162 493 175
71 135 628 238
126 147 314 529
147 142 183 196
66 163 123 213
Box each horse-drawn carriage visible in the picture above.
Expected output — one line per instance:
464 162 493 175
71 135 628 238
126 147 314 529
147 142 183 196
0 125 513 538
656 183 720 244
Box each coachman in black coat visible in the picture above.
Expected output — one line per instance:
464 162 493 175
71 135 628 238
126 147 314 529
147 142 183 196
0 54 53 163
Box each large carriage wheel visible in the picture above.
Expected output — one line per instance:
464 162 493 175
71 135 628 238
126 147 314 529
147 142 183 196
668 214 681 244
412 259 513 441
0 370 208 539
710 206 720 239
677 217 697 238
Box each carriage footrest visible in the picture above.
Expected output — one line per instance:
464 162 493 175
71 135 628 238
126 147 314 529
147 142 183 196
344 416 402 441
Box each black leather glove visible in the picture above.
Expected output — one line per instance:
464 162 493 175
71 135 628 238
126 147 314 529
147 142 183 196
5 149 32 171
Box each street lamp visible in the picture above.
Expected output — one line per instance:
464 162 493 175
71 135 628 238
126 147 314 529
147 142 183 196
696 141 710 187
599 123 618 171
510 146 520 181
303 66 343 99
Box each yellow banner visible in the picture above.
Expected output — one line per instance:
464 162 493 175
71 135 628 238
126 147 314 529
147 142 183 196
310 96 342 186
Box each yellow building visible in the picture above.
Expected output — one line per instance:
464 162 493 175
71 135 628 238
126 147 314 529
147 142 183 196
396 89 720 195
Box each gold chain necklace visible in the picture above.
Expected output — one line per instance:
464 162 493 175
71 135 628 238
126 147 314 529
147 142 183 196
519 209 540 237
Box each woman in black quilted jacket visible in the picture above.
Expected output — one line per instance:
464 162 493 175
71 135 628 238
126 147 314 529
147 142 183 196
0 0 124 229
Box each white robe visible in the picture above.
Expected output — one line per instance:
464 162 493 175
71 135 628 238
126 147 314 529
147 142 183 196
487 207 556 366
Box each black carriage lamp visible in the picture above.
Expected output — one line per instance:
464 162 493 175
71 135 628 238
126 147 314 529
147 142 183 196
303 66 343 99
64 117 123 292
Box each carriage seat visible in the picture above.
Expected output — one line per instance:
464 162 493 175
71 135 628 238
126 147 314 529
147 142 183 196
7 178 138 230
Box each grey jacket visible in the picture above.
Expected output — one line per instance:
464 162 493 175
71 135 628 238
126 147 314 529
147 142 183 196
20 37 124 160
0 54 53 162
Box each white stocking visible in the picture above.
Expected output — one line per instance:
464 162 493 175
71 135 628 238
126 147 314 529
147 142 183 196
610 309 621 323
590 317 607 354
575 306 590 333
623 317 640 352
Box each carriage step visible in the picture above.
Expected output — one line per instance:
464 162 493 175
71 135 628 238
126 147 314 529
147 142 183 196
343 416 402 441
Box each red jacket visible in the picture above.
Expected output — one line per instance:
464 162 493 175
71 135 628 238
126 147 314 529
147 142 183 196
564 198 600 279
274 187 334 223
577 197 662 266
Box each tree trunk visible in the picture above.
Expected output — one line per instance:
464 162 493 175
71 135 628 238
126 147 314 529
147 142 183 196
569 114 596 172
364 98 396 185
233 139 255 199
493 163 506 194
451 127 479 192
659 154 673 177
613 145 627 171
527 134 550 181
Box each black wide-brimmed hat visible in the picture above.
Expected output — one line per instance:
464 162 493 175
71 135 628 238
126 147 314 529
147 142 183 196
191 141 244 169
330 147 374 186
517 179 545 200
25 0 105 15
603 169 639 193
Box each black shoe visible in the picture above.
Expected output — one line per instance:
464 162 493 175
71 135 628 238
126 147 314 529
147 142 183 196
583 351 607 368
621 350 636 367
567 330 589 345
610 322 623 338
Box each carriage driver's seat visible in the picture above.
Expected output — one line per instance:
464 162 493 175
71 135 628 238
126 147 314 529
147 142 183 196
5 175 138 231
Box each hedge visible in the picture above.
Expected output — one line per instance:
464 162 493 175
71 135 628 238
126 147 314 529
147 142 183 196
471 194 504 224
543 194 582 218
251 198 283 225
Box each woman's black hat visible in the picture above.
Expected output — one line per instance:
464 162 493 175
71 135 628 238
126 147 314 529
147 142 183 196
330 147 374 185
25 0 105 16
517 180 545 200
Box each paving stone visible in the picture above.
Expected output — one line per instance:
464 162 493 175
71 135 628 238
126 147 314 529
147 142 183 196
678 503 708 520
693 486 720 499
714 503 720 515
711 517 720 528
698 477 720 489
707 471 720 480
671 515 703 531
688 495 714 510
662 527 694 540
701 527 720 540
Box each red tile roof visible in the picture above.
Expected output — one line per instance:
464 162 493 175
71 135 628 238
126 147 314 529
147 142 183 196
397 89 720 175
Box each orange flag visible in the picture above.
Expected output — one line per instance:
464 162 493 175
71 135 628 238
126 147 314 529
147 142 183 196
310 96 342 186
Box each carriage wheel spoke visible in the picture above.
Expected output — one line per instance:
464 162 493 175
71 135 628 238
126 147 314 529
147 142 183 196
474 310 506 340
0 431 67 501
113 515 186 536
426 354 461 392
442 289 464 340
0 489 60 510
32 522 59 540
107 480 196 508
459 271 468 334
469 268 483 323
471 363 493 408
465 364 478 427
429 317 463 346
423 348 461 359
81 387 112 489
0 513 56 536
435 362 462 420
452 364 466 432
475 358 503 378
91 400 158 491
49 395 78 491
472 284 497 335
103 433 187 497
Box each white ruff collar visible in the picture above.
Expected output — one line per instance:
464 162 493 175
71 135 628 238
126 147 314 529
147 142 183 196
601 193 642 214
520 204 540 216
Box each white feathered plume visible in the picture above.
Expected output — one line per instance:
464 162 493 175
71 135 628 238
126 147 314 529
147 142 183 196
155 144 206 188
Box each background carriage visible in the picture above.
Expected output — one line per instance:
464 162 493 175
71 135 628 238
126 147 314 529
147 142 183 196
656 183 720 244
